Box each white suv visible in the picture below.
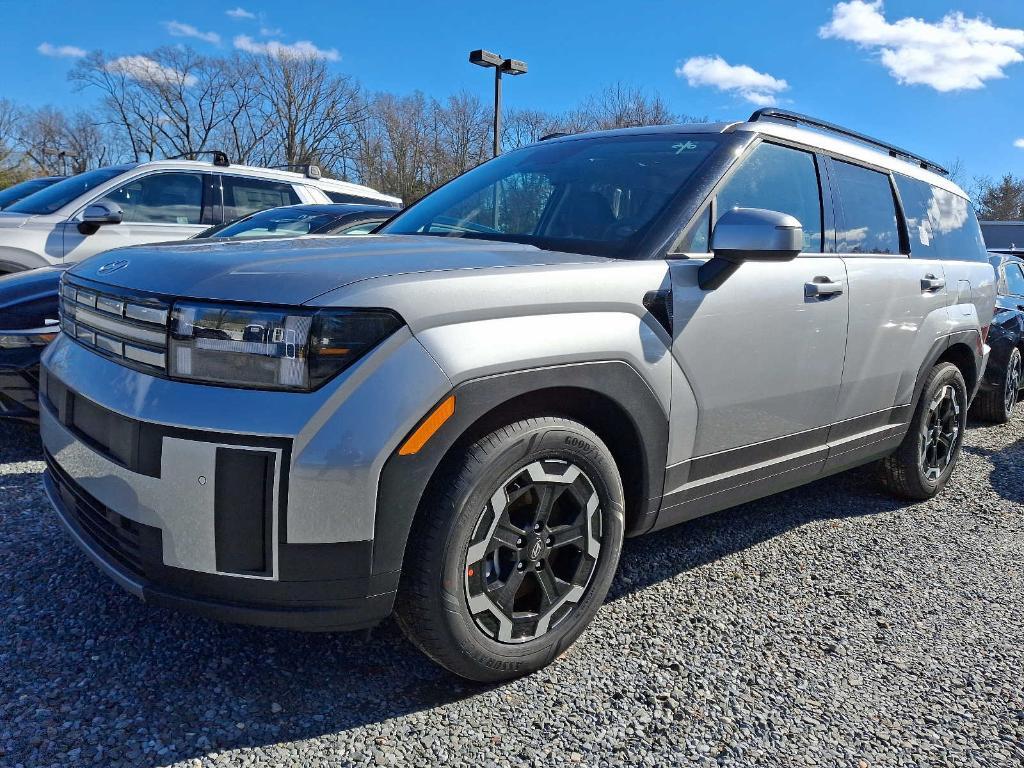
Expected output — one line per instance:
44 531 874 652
0 159 400 273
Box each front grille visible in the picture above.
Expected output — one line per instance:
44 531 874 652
60 280 169 372
45 450 161 577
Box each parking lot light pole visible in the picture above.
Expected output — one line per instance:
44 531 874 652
469 50 528 157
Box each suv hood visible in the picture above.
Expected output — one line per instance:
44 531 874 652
67 235 605 304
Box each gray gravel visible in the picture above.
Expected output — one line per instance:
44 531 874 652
1 413 1022 768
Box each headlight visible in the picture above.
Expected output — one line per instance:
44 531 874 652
0 329 59 349
168 302 403 391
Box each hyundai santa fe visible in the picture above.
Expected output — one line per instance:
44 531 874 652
40 110 995 681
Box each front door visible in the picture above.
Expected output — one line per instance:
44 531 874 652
662 140 848 519
62 171 216 263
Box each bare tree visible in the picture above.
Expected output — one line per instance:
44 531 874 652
245 50 365 174
0 99 25 183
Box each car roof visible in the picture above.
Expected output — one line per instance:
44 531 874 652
534 118 967 200
271 203 399 216
123 159 397 200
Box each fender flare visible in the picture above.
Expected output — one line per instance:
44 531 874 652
0 248 51 273
904 330 984 409
372 360 669 576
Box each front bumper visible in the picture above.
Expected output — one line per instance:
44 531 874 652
0 350 42 423
39 327 451 631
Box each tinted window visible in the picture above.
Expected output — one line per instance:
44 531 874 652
381 134 722 258
0 178 60 209
831 161 901 255
325 191 397 207
207 207 338 239
223 176 300 220
333 219 385 235
894 174 988 262
98 172 205 224
675 205 711 253
714 142 823 253
6 167 126 215
1005 263 1024 296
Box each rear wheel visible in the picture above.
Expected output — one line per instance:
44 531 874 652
974 347 1022 424
880 362 967 500
395 417 624 682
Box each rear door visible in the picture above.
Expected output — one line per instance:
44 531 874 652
662 140 849 519
827 161 949 451
219 175 302 222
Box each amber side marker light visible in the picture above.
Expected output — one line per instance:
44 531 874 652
399 395 456 456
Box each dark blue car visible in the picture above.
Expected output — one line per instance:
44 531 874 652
974 250 1024 422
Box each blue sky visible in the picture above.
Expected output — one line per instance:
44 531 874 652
3 0 1024 181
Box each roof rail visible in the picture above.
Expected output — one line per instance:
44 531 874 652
539 132 571 141
165 150 230 167
271 163 322 179
748 109 948 176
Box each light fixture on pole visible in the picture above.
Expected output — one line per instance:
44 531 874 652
469 49 528 157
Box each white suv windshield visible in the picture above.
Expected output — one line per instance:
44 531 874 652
6 167 128 215
380 134 722 258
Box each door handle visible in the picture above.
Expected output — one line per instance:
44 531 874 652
805 277 843 299
921 274 946 292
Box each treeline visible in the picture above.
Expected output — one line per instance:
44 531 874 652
0 45 694 202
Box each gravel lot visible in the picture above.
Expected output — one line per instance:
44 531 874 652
1 413 1022 768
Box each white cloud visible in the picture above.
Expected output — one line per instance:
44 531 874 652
226 7 255 19
164 21 221 44
820 1 1024 92
1015 138 1024 149
234 34 339 61
260 26 284 37
38 42 86 58
106 55 197 86
676 55 789 105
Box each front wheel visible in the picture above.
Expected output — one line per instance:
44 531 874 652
880 362 967 500
395 417 624 682
973 347 1022 424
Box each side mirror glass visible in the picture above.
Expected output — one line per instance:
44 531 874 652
78 202 123 235
700 208 803 289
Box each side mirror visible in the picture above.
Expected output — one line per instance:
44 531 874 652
699 208 803 290
78 202 123 235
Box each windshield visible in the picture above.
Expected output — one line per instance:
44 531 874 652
6 167 127 215
379 133 722 257
195 207 340 239
0 178 60 209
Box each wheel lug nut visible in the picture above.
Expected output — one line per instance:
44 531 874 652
546 537 553 546
516 538 524 547
534 523 542 531
517 562 525 571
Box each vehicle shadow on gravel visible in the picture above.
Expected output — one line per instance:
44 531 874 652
961 428 1024 506
0 420 42 463
608 463 907 602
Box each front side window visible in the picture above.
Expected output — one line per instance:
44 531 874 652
5 167 126 215
98 172 205 224
894 174 987 262
715 142 823 253
379 134 723 258
831 161 901 255
333 219 385 235
222 176 301 220
1005 263 1024 296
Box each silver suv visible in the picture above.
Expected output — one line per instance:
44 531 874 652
40 110 995 681
0 158 399 273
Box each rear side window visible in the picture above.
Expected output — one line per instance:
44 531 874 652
831 160 901 255
222 176 301 220
98 172 206 225
893 174 988 262
715 142 823 253
325 191 397 207
1005 263 1024 296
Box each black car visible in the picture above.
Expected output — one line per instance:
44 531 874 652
0 176 66 210
194 202 397 239
0 266 64 422
974 250 1024 422
0 204 396 423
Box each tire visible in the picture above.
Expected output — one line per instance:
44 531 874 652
880 362 967 500
973 347 1022 424
395 417 625 682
